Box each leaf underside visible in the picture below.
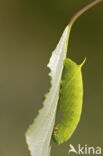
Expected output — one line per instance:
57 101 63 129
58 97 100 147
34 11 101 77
25 26 71 156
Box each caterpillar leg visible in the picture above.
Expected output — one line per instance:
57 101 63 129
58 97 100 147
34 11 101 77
54 125 58 130
52 125 58 136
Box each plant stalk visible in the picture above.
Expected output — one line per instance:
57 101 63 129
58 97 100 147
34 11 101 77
68 0 103 27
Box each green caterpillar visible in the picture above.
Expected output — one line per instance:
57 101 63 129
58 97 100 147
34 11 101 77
53 58 86 144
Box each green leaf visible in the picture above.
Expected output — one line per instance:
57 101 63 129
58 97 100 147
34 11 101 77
25 25 71 156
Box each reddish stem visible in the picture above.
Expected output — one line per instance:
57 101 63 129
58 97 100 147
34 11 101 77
68 0 102 26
